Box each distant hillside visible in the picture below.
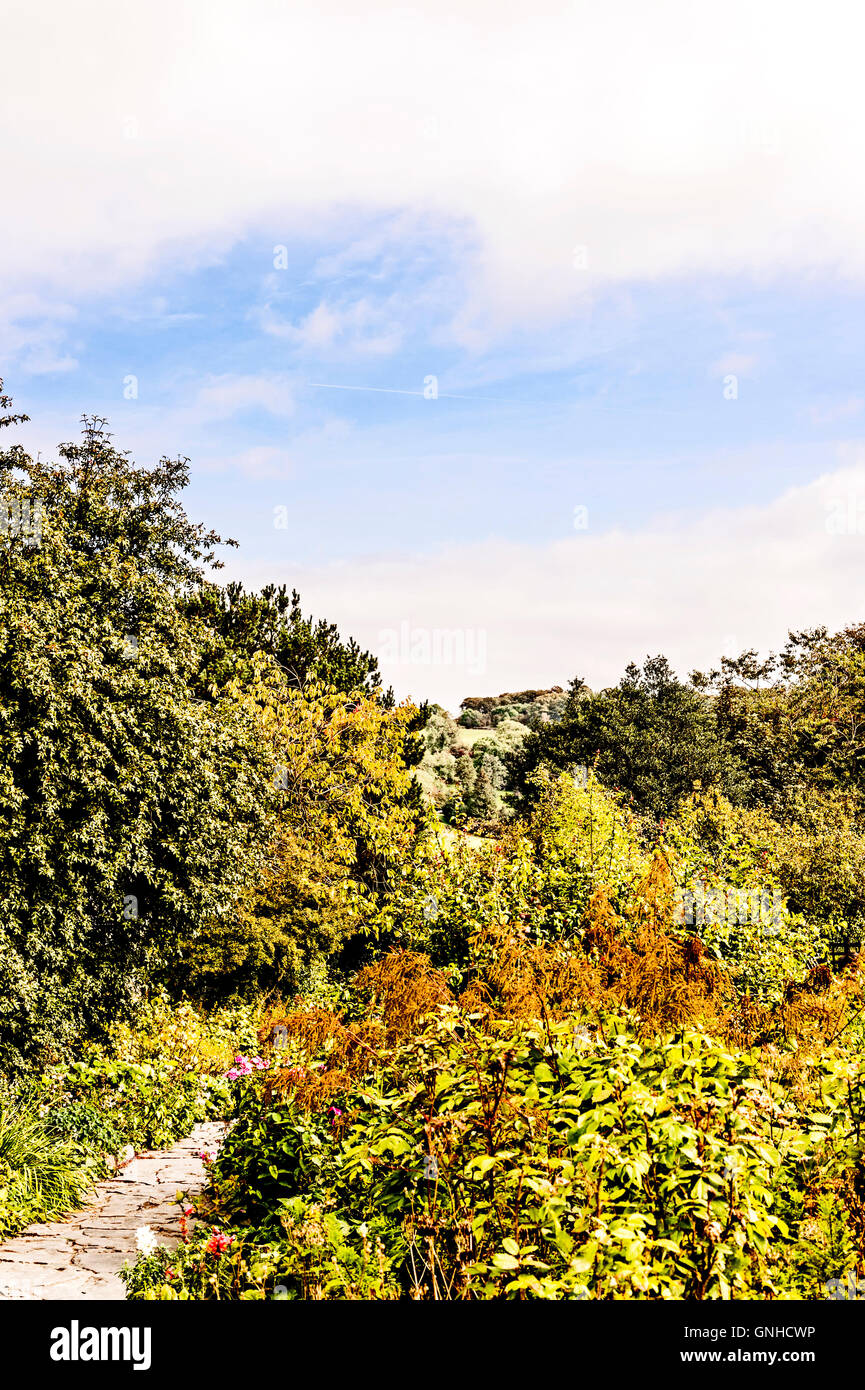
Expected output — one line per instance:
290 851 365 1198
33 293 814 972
456 685 571 729
415 686 578 828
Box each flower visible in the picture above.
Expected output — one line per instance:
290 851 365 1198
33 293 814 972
205 1228 235 1257
223 1052 269 1080
135 1226 158 1257
165 1268 175 1281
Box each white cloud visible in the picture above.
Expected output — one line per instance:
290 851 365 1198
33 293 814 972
227 445 295 480
809 396 864 426
259 297 403 357
710 353 759 379
1 294 79 375
191 374 295 420
229 457 865 709
4 0 865 332
16 347 79 376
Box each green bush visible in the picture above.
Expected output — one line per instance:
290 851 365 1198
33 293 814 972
125 1011 862 1301
40 1059 222 1150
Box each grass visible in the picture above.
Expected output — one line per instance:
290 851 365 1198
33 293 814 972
0 1092 95 1237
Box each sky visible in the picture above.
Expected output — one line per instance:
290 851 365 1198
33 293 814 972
4 0 865 708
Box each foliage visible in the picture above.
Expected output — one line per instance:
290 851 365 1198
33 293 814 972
186 580 387 698
124 951 865 1300
510 657 748 820
106 989 263 1074
773 785 865 958
0 409 274 1067
182 666 428 996
38 1059 219 1151
0 1092 97 1238
525 771 647 931
8 381 865 1306
365 826 538 970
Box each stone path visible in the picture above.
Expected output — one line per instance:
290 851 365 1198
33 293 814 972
0 1120 225 1301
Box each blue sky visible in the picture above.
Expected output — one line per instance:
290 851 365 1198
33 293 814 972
12 240 865 554
4 1 865 706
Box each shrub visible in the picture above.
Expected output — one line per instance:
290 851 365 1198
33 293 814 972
39 1059 216 1150
125 1006 854 1300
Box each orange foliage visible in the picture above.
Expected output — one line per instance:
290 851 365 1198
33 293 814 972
249 850 863 1116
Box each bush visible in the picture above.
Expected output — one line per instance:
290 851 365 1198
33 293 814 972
39 1059 221 1151
125 1001 864 1300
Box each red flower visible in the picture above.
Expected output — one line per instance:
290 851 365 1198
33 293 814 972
205 1228 235 1257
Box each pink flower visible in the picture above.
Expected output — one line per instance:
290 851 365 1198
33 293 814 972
224 1052 270 1080
205 1228 234 1257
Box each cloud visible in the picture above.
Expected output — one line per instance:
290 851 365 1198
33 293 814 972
809 396 864 426
16 347 79 376
187 414 352 477
258 297 404 357
191 374 295 420
710 353 759 379
1 294 79 375
4 0 865 333
227 445 295 480
228 457 865 708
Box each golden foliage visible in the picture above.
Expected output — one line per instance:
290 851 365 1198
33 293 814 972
459 924 597 1022
729 954 865 1055
253 955 453 1114
256 1004 383 1113
247 852 864 1118
353 953 452 1041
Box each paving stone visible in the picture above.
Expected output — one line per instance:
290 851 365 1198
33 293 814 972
0 1121 224 1301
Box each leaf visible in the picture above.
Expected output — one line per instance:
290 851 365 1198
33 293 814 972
492 1252 519 1271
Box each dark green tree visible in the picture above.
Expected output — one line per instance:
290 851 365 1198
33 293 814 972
186 581 389 699
0 397 274 1065
693 627 865 815
508 655 748 821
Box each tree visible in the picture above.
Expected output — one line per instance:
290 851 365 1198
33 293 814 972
467 764 498 821
508 656 748 820
187 581 389 698
0 399 274 1065
694 627 865 813
181 664 430 996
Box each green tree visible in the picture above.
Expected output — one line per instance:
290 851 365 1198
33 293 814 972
185 669 429 996
509 656 747 820
694 627 865 814
187 580 388 698
0 399 274 1065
